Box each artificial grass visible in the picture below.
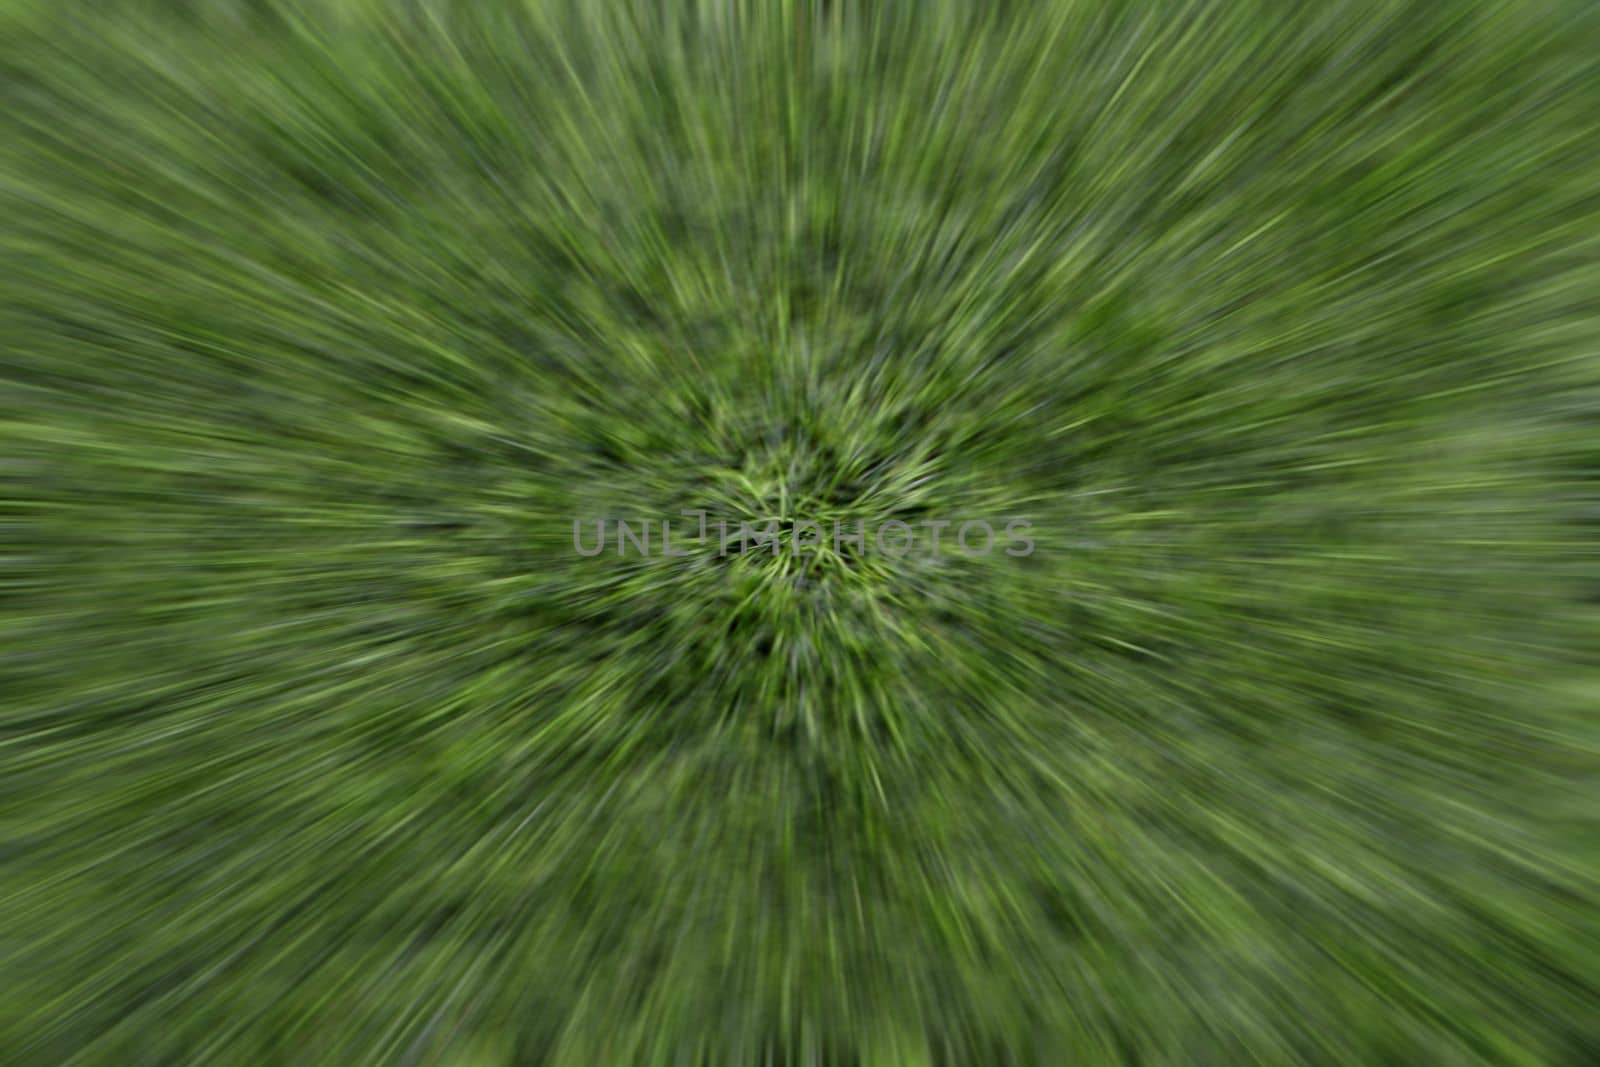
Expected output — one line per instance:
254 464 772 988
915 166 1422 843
2 1 1598 1063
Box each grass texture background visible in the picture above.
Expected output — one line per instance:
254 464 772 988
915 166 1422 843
2 1 1598 1063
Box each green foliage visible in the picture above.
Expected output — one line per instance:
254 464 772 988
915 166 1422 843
3 1 1597 1063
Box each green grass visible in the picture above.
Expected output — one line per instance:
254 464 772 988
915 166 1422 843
2 1 1598 1063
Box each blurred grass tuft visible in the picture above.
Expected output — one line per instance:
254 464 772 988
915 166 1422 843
2 1 1598 1063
